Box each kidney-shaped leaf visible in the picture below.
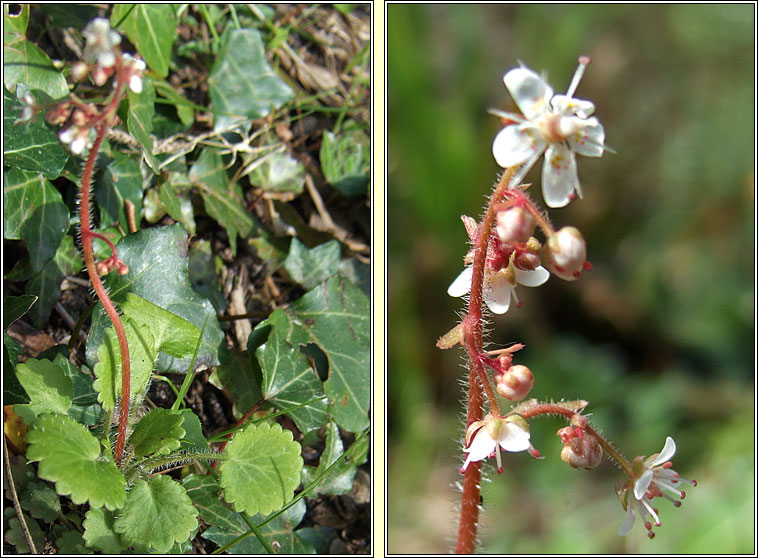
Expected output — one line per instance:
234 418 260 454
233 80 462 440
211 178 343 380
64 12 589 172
25 413 126 511
113 475 198 553
129 407 185 457
219 422 303 517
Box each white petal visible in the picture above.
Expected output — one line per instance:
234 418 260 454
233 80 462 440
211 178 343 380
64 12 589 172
483 272 512 314
515 266 550 287
569 118 605 157
504 67 553 120
447 267 473 298
618 503 637 535
463 429 497 461
70 137 86 155
551 94 595 118
129 75 143 94
634 469 654 500
650 436 677 467
542 144 579 208
492 124 543 168
499 423 531 452
98 50 116 68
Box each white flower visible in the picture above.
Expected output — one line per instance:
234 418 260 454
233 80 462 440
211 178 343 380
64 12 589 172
491 57 608 208
448 262 549 314
82 18 121 68
460 414 533 474
617 437 697 538
122 53 147 94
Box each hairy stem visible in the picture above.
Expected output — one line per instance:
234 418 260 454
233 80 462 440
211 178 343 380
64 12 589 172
456 166 517 554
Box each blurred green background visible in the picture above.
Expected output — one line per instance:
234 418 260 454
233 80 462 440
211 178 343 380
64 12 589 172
387 4 754 554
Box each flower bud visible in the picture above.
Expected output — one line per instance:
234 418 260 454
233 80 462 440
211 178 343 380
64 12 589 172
542 226 587 281
71 61 89 82
496 207 535 243
495 364 534 401
557 426 603 469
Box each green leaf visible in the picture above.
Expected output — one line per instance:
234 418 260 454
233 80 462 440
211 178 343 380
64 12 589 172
86 224 224 374
95 152 143 231
248 149 305 193
208 28 293 131
320 122 369 197
52 353 103 426
38 4 99 29
14 358 73 419
120 293 202 359
113 475 198 553
20 480 61 522
3 294 37 330
160 180 196 235
183 474 241 531
24 256 64 328
202 517 316 555
338 258 370 297
210 350 262 417
127 77 161 173
3 24 69 98
3 4 29 39
284 238 341 290
3 167 69 272
55 529 93 554
4 333 29 404
248 227 289 276
4 509 45 554
219 421 303 516
287 276 370 432
190 148 257 255
3 87 69 178
250 309 329 434
129 407 185 457
53 235 82 276
153 79 194 127
301 421 359 496
82 508 125 554
177 409 209 452
93 317 156 412
188 240 225 313
25 413 127 510
111 4 176 78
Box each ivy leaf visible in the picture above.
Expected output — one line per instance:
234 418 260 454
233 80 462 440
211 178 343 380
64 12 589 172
19 480 61 522
86 224 224 374
3 167 69 272
120 293 201 359
283 238 341 290
248 149 305 194
301 421 360 496
111 4 176 78
219 422 303 517
93 317 156 412
52 353 103 426
208 28 293 131
3 86 69 178
3 12 69 98
113 475 198 553
287 276 370 432
249 309 329 434
95 152 143 232
190 148 258 255
127 77 161 173
25 413 127 511
129 407 185 457
14 358 72 421
209 351 262 418
188 240 225 313
55 530 93 554
24 257 64 328
82 508 125 554
320 122 370 197
202 516 316 555
4 333 29 404
3 294 37 330
54 234 82 276
182 474 240 532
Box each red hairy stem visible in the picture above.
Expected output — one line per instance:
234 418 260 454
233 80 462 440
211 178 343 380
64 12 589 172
79 75 131 466
455 167 517 554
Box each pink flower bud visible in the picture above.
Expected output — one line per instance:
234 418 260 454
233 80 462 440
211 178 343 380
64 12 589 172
542 226 587 281
557 426 603 469
495 364 534 401
496 206 535 243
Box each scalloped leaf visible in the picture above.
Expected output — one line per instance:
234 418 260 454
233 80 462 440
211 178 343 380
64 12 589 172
55 530 93 554
14 357 72 420
129 407 185 457
93 317 156 412
283 238 341 290
85 224 224 374
219 422 303 516
113 475 198 553
4 508 45 554
25 413 126 510
208 28 293 131
19 480 61 522
287 275 370 432
82 508 125 554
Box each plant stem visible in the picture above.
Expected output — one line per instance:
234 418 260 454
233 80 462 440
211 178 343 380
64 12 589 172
80 120 131 467
455 166 517 554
